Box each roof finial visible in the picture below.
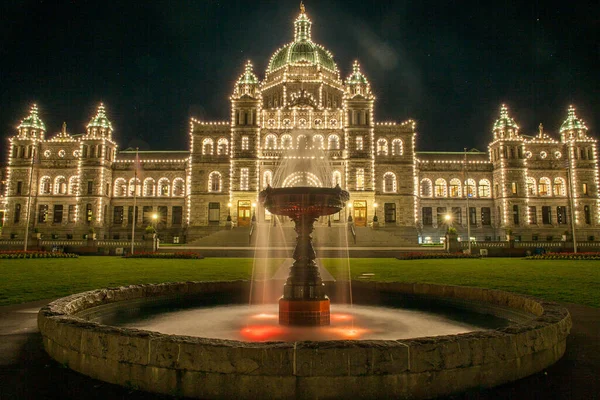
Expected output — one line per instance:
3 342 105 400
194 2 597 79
300 1 305 14
62 121 67 134
538 123 543 136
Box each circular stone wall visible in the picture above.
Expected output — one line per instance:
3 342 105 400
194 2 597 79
38 281 571 399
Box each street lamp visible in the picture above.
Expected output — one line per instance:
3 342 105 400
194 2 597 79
151 213 159 250
251 202 257 222
373 202 378 220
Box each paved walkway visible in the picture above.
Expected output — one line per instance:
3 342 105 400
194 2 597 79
0 299 598 399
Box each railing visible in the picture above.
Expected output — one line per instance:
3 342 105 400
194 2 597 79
41 240 85 246
97 240 143 247
0 240 25 245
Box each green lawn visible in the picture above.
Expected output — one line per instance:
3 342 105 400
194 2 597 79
0 257 598 307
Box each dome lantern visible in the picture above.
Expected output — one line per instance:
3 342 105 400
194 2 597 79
560 105 588 141
492 104 519 139
345 60 372 98
86 103 113 138
18 103 46 139
232 60 260 99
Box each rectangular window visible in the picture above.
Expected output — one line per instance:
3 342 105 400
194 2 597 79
513 205 519 224
208 202 220 222
86 203 93 223
356 136 363 151
38 204 49 223
582 183 588 195
113 206 124 224
17 181 23 195
142 206 153 224
242 136 249 151
557 206 567 225
384 203 396 223
127 206 139 225
240 168 249 190
511 182 518 195
481 207 491 226
157 206 168 226
529 206 537 224
87 180 93 195
422 207 433 226
436 207 447 226
542 206 552 225
172 206 183 225
584 205 591 225
68 205 76 223
469 207 477 226
451 207 462 225
53 205 63 223
14 204 21 223
356 168 364 190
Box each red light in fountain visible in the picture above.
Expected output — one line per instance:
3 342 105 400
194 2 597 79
252 313 278 320
329 326 369 339
241 325 284 341
330 313 354 322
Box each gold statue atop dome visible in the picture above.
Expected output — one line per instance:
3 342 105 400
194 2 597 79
300 1 305 14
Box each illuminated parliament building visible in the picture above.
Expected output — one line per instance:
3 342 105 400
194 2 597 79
2 6 599 245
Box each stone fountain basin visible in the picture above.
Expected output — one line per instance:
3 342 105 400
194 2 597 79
260 186 349 218
38 281 571 400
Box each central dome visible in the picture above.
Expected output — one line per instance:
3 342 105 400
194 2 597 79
267 8 338 73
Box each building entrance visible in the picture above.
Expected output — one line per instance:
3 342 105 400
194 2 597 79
237 200 252 227
353 200 367 227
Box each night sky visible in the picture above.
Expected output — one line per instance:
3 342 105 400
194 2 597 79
0 0 597 153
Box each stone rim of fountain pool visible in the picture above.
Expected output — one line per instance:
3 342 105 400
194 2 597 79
38 280 571 400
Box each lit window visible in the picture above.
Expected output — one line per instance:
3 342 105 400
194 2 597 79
356 168 365 191
240 168 249 191
377 139 388 156
356 136 363 151
434 178 447 197
383 172 396 193
241 136 249 150
208 172 222 192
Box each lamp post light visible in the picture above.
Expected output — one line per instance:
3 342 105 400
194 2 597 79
251 202 257 222
373 202 378 219
445 214 453 253
151 213 158 250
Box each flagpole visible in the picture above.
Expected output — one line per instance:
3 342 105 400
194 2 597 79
464 148 472 254
130 148 138 255
23 147 36 251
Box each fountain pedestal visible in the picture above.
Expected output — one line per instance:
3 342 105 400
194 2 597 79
259 185 349 326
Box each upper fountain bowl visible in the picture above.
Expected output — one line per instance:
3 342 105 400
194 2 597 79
259 185 350 219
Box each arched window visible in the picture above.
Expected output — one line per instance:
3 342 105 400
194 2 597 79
383 172 397 193
128 178 141 197
449 178 462 198
297 135 308 149
478 179 491 197
68 176 79 195
39 176 51 194
262 170 273 189
157 178 170 197
217 138 229 155
281 134 293 149
143 178 156 197
465 179 476 198
313 134 324 150
420 179 432 197
526 177 536 196
202 138 214 155
264 134 277 149
114 178 126 197
328 134 340 150
208 171 222 192
172 178 185 197
553 177 566 196
332 171 342 187
539 177 551 196
356 168 365 191
434 178 447 197
54 176 67 195
392 139 403 156
377 139 388 156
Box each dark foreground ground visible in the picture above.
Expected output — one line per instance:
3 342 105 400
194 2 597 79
0 300 598 400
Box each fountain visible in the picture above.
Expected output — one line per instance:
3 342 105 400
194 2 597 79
259 184 349 326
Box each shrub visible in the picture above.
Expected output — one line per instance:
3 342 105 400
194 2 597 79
397 252 479 260
0 251 78 259
123 252 203 259
526 252 600 260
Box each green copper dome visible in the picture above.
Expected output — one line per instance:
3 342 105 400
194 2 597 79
493 104 519 131
267 9 337 73
560 105 587 133
18 104 46 131
87 103 113 131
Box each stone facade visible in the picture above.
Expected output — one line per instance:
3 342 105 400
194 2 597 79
2 8 598 244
